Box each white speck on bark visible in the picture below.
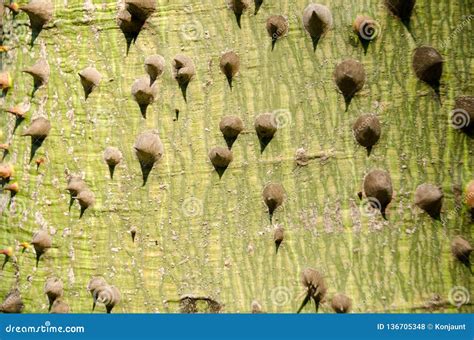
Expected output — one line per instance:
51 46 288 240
68 267 75 284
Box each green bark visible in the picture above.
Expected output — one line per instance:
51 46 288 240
0 0 472 313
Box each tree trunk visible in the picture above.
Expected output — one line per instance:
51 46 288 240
0 0 472 313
